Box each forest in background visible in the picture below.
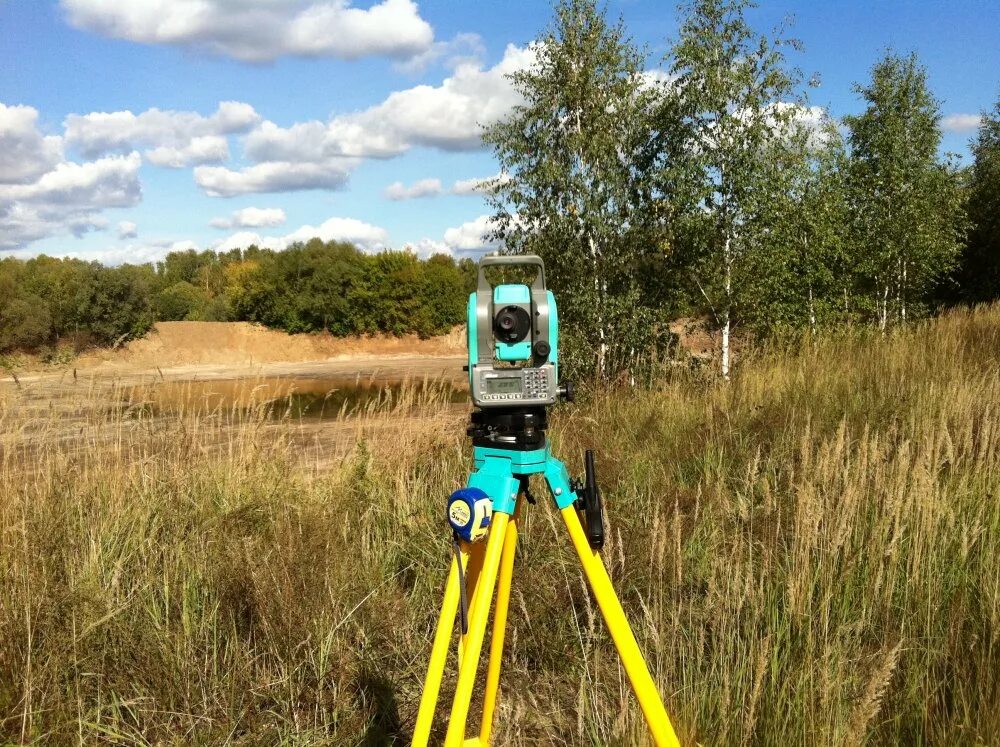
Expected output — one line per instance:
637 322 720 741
2 0 999 375
0 243 476 358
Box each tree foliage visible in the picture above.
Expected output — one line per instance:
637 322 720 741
484 0 668 380
2 2 995 376
484 0 986 378
0 242 473 355
661 0 806 377
844 53 967 327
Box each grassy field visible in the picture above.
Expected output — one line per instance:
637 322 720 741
1 306 999 745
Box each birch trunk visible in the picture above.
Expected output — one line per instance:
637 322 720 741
805 235 816 336
588 233 606 380
808 285 816 336
879 284 889 332
901 260 907 323
573 99 608 381
896 260 905 321
721 234 732 381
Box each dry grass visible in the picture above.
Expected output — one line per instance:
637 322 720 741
1 305 999 745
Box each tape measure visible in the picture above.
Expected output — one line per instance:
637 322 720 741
448 487 492 542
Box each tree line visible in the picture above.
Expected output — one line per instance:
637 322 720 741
0 241 476 356
3 0 998 378
486 0 999 379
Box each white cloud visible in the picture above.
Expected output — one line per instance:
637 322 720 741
64 101 259 160
638 69 676 91
117 220 138 239
210 207 287 229
403 237 452 257
451 176 488 195
145 135 230 168
243 43 536 166
244 120 336 161
451 172 508 195
782 104 834 149
384 177 442 200
0 151 143 250
61 0 435 64
395 32 486 74
0 103 64 185
194 160 353 197
709 102 834 152
49 217 389 265
443 214 499 252
942 113 982 133
403 213 501 258
0 152 142 207
364 44 536 152
213 216 389 253
14 239 197 266
209 44 535 196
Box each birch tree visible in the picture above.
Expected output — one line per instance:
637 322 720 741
663 0 803 378
484 0 666 381
746 115 853 334
844 52 966 328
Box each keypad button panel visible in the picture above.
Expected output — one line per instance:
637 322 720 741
474 366 555 406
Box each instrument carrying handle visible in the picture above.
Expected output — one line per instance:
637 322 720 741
477 254 546 292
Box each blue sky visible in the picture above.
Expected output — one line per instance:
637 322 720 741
1 0 997 265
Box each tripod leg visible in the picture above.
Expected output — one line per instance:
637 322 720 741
412 543 468 747
478 499 522 744
458 540 487 669
444 511 510 747
560 506 681 747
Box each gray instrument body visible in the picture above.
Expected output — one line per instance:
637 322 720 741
467 255 559 409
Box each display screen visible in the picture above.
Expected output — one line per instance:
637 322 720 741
486 377 522 394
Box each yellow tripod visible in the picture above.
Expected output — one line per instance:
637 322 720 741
411 442 681 746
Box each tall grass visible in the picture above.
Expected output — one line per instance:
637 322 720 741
1 305 998 745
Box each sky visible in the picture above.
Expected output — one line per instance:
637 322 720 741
1 0 997 266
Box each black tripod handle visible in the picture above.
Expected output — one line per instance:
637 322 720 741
582 450 605 549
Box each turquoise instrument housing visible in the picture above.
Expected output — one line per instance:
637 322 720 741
493 284 532 362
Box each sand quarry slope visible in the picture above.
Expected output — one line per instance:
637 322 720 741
79 322 465 369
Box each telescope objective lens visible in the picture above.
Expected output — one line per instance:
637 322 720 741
493 305 531 343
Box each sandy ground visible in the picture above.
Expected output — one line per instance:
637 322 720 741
1 322 470 474
79 321 466 368
5 321 467 388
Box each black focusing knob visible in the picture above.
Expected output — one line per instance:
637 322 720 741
559 381 575 403
533 340 551 360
